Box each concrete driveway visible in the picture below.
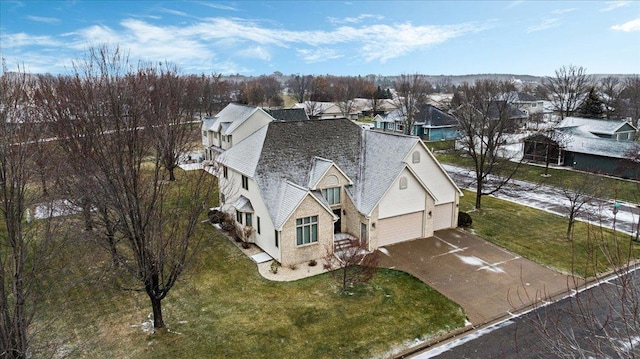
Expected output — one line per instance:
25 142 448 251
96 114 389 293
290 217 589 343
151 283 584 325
378 229 574 325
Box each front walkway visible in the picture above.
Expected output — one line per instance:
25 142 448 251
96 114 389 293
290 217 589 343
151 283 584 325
378 228 575 325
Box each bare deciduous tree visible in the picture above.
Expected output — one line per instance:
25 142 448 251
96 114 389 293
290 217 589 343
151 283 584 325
560 176 602 241
286 74 313 104
453 80 522 209
35 46 213 329
393 73 430 135
599 76 624 120
622 75 640 125
324 237 379 292
543 65 592 120
0 64 57 358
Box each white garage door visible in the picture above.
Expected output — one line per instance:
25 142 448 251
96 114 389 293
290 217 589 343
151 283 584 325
377 211 423 246
434 203 454 230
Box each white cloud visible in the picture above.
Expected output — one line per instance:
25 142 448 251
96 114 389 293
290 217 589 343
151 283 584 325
159 8 189 17
527 18 559 33
0 32 60 48
197 2 239 11
238 46 271 61
551 8 577 15
297 48 343 63
328 14 384 24
1 15 485 73
601 1 631 12
26 15 61 24
611 17 640 32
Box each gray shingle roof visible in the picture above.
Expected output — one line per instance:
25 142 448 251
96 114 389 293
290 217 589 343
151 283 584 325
414 104 458 128
563 134 639 159
266 108 310 122
558 117 637 136
220 117 444 229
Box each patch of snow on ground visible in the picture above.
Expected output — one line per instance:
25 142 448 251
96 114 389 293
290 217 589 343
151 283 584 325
378 247 390 256
455 254 486 267
34 199 83 219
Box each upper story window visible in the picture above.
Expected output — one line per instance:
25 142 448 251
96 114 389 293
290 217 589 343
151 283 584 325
322 187 341 205
412 151 421 163
296 216 318 246
223 166 228 179
399 177 408 190
241 175 249 190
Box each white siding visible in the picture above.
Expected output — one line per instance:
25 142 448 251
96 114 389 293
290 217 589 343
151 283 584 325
378 168 426 219
404 144 457 205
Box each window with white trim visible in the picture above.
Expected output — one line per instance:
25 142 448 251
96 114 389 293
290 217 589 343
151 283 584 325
322 187 341 205
296 216 318 245
245 213 252 227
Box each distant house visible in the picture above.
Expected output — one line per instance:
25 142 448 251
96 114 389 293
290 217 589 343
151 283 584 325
373 104 460 141
292 101 357 120
523 117 639 179
208 103 462 266
557 117 636 141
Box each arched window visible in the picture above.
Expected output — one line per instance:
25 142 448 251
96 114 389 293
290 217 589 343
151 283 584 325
325 175 339 186
412 151 421 163
399 177 408 190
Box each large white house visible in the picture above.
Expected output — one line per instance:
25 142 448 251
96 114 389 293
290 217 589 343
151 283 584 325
203 103 462 266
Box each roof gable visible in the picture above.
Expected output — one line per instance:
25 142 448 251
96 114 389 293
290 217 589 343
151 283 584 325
558 117 638 135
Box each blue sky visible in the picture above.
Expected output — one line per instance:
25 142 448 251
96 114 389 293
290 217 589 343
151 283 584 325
1 1 639 76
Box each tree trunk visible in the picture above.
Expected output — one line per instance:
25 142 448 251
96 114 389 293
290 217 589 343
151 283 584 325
150 296 165 329
566 214 575 241
168 166 176 181
475 174 483 209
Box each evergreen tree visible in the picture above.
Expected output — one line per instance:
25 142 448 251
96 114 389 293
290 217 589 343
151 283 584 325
578 86 605 118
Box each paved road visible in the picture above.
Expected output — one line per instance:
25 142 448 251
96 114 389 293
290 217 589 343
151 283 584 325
443 164 640 237
413 266 640 358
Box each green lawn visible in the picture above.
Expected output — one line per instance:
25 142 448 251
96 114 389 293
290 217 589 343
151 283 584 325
459 190 640 278
34 170 465 358
436 150 639 203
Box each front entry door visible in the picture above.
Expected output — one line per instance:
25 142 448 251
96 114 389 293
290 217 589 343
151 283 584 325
333 209 341 233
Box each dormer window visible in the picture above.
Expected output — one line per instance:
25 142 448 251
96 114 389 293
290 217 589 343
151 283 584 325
322 187 341 205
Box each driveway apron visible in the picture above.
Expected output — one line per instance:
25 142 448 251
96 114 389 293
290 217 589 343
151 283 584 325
378 228 574 324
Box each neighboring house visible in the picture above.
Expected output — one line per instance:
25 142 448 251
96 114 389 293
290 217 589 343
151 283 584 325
557 117 636 141
292 101 358 120
523 117 639 179
201 103 273 161
373 104 460 141
487 101 529 131
212 104 462 267
509 92 545 116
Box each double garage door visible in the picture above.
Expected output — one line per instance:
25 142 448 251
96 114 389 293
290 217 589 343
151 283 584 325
377 203 455 247
377 211 423 246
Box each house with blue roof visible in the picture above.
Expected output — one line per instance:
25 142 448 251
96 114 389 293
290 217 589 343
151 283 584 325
205 103 462 266
373 104 461 141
